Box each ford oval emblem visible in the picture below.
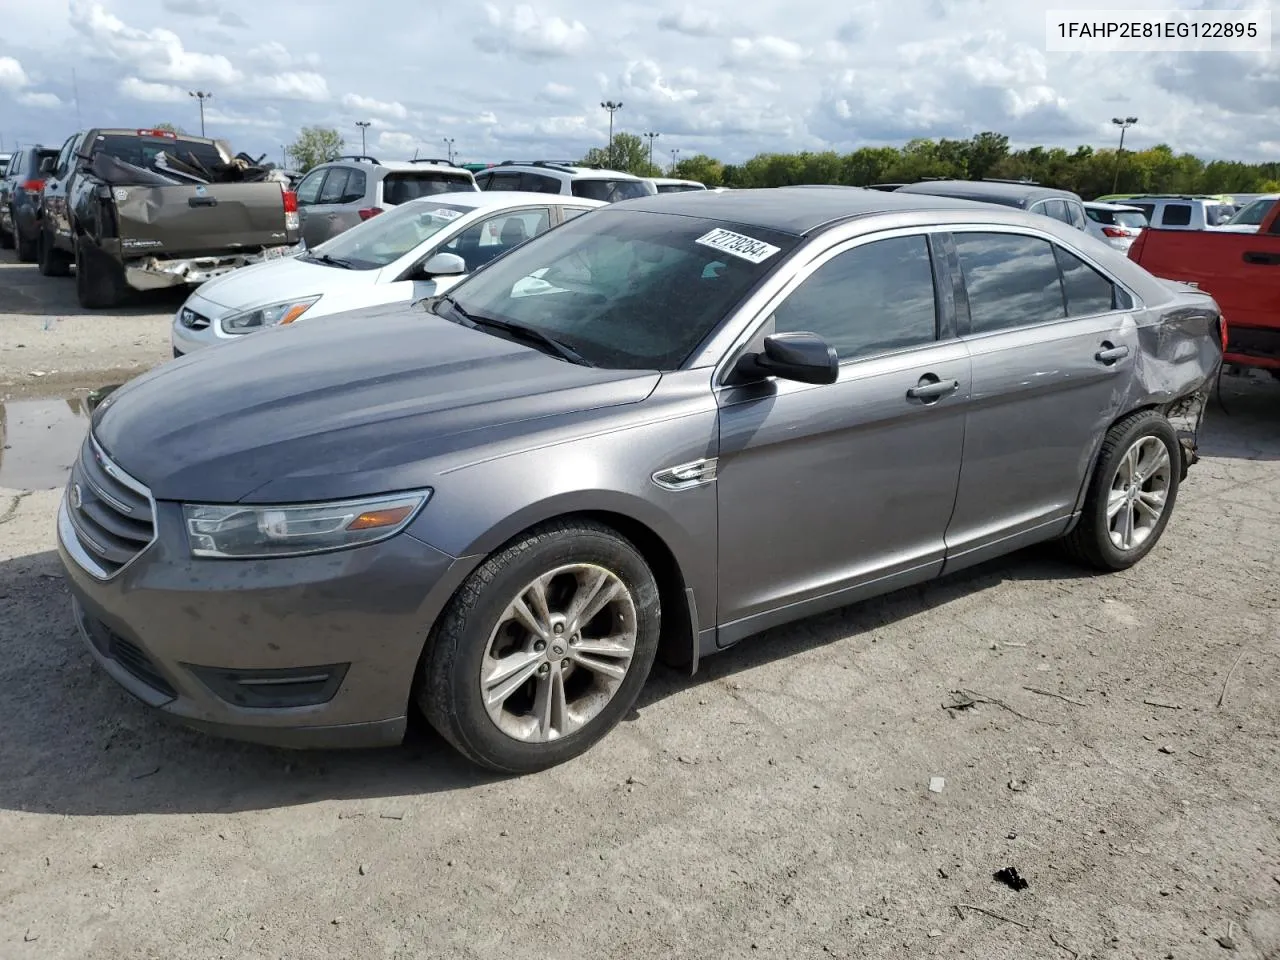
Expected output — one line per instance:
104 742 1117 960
71 483 83 510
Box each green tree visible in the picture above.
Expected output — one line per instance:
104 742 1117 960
672 153 725 186
154 122 186 135
582 132 660 175
288 126 344 173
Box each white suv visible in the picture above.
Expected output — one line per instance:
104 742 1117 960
1123 195 1237 231
475 161 656 202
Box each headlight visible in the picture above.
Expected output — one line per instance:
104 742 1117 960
183 491 430 559
220 295 321 334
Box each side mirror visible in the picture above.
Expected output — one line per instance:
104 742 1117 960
733 332 838 385
419 252 467 278
40 157 56 175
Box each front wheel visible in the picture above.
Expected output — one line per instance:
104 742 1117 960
37 228 71 277
1062 409 1181 571
419 520 661 773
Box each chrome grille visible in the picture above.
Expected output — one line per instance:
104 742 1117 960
178 307 210 330
64 436 156 578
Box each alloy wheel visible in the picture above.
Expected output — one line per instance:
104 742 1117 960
1107 435 1172 551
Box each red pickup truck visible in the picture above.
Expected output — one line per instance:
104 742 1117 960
1128 203 1280 372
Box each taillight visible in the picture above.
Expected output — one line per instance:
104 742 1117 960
281 189 298 213
20 178 44 196
358 207 383 220
1102 226 1126 238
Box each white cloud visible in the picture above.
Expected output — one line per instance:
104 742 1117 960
342 93 408 120
538 81 578 104
118 77 187 102
0 56 30 90
375 130 418 155
475 4 589 60
242 40 321 72
19 91 62 108
726 35 808 66
69 0 242 85
251 72 330 101
657 8 722 37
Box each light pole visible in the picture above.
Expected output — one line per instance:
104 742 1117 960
355 120 371 157
600 100 622 167
280 144 286 169
442 137 455 164
643 131 659 170
669 147 680 175
1111 116 1138 194
188 90 212 136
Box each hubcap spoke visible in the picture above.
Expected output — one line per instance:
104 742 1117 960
1109 435 1173 552
1106 488 1128 519
566 570 619 634
1120 503 1136 549
532 663 571 739
569 651 629 681
482 651 543 707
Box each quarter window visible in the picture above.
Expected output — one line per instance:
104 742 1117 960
1067 202 1087 229
770 235 938 360
1054 246 1118 316
954 232 1065 333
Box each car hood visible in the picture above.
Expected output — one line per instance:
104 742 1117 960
194 255 376 312
94 306 660 503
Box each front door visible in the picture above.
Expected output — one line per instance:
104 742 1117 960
942 229 1140 567
714 232 970 643
292 168 327 248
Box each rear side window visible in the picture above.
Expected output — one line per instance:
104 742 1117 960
1160 204 1191 226
571 179 651 202
482 173 525 192
521 172 563 193
1054 247 1117 316
1038 199 1070 223
771 235 938 360
382 172 475 205
318 168 351 203
954 232 1065 333
1085 207 1107 223
1132 203 1155 221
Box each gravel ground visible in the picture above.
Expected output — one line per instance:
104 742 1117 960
1 251 1278 959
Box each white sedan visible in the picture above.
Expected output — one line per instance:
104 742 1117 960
171 191 604 355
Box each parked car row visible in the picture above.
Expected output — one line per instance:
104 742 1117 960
55 182 1224 773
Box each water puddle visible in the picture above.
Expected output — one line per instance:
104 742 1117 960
0 386 120 490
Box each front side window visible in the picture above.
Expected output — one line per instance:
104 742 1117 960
769 235 938 361
571 179 651 202
954 232 1065 333
1205 204 1236 227
438 210 798 370
308 200 473 269
295 169 326 205
441 208 551 269
1160 204 1192 226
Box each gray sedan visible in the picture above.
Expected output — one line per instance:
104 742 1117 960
56 187 1223 773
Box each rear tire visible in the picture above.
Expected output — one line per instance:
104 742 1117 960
75 241 128 309
419 520 661 773
37 228 71 277
0 218 13 250
15 224 37 262
1062 409 1181 572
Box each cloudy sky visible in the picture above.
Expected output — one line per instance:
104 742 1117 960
0 0 1276 168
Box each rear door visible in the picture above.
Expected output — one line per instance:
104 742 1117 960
942 229 1140 570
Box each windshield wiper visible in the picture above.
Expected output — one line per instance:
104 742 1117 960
307 253 356 269
440 296 591 366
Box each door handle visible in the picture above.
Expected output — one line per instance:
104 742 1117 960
906 377 960 401
1095 343 1130 364
1243 251 1280 265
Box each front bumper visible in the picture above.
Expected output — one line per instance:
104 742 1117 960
127 245 301 291
56 492 471 749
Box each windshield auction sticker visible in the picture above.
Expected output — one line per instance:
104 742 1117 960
431 208 463 220
695 228 781 264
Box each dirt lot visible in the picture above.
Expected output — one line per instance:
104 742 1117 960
1 249 1278 959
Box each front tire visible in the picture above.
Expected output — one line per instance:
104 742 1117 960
37 228 71 277
76 241 128 309
1063 409 1181 571
419 520 661 773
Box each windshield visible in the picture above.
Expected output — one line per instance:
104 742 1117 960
309 200 472 270
438 209 797 370
1225 197 1277 226
571 179 652 202
90 135 226 172
656 183 705 193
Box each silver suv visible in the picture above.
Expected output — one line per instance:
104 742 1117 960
474 161 656 202
1124 195 1237 231
294 155 478 247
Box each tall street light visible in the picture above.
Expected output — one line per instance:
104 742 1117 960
188 90 212 136
355 120 371 157
643 131 659 170
669 147 680 175
600 100 622 167
442 137 455 164
1111 116 1138 194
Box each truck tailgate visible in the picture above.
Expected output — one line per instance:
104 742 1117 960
115 183 289 256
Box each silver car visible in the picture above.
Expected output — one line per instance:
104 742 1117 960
56 187 1222 773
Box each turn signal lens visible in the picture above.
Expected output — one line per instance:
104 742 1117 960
347 506 415 530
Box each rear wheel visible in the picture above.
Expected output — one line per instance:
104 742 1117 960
15 223 37 262
0 215 13 250
419 520 661 773
37 228 71 277
1062 409 1180 571
75 241 128 309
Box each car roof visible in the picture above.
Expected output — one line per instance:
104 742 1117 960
405 190 605 210
614 184 1014 236
492 162 641 179
648 177 704 186
1085 201 1145 212
894 179 1082 206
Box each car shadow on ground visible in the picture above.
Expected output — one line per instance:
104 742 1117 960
0 541 1094 819
0 257 188 317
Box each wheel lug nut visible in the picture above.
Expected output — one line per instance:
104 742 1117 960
553 623 564 634
535 641 545 652
539 663 549 675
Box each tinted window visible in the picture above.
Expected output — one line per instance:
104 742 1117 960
657 183 704 193
1067 202 1087 229
481 173 524 192
318 167 350 203
1160 204 1191 226
954 232 1065 333
1054 246 1116 316
340 169 367 203
90 135 224 172
382 172 475 204
771 236 937 360
1038 199 1070 223
521 173 563 194
438 210 798 370
1132 203 1155 221
571 179 650 202
295 169 325 205
474 173 492 189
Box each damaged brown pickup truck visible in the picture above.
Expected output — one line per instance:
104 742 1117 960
36 128 300 309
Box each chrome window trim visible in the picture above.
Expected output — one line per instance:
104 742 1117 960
59 434 160 581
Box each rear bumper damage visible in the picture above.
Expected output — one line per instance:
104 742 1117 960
1166 387 1209 479
125 246 299 289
